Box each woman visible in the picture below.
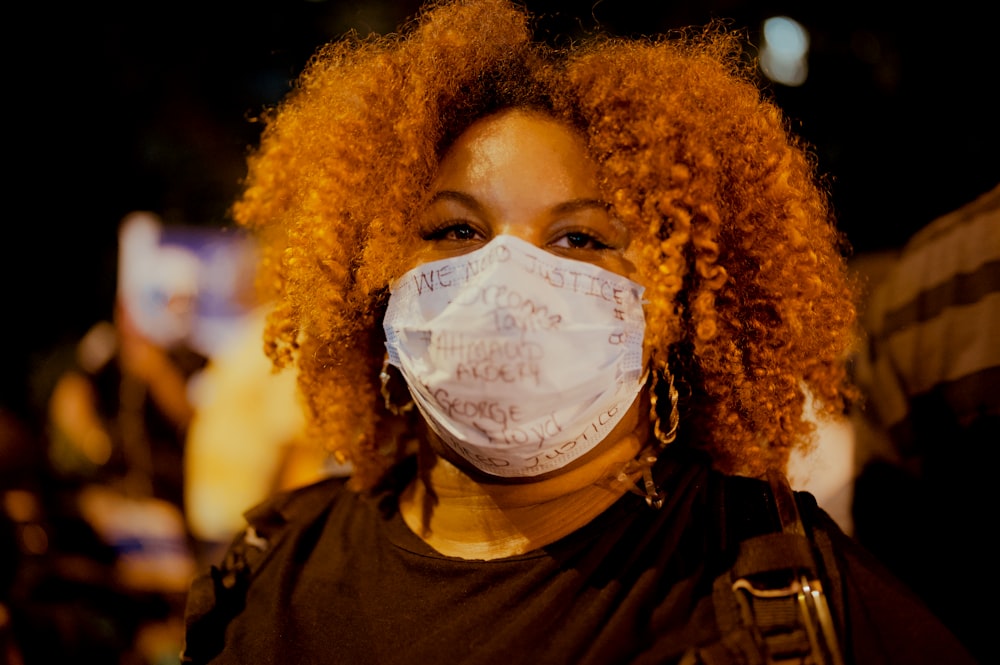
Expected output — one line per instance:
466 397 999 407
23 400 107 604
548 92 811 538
182 1 977 662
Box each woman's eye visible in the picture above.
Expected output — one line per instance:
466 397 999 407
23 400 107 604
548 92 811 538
553 231 611 250
423 222 483 242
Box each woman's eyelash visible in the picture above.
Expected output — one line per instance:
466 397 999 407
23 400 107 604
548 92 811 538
421 222 614 249
422 221 479 241
561 230 612 249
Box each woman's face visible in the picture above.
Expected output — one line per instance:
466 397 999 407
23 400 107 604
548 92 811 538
409 108 641 281
396 108 652 479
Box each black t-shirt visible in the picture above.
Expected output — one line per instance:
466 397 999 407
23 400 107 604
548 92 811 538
182 446 978 664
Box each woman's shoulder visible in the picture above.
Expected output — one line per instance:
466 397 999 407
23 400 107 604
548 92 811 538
242 474 352 534
182 474 358 663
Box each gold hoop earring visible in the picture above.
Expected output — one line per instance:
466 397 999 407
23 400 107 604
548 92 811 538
649 363 679 448
605 363 679 510
380 356 414 416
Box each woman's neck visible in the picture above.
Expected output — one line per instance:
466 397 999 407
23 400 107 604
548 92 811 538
399 414 649 560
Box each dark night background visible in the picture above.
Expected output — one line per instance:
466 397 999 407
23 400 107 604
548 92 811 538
6 0 999 423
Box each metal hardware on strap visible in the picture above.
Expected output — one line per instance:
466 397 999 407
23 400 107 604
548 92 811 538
732 570 843 664
726 472 846 665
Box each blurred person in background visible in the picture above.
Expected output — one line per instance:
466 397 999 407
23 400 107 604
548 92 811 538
786 394 857 535
850 182 999 663
19 211 227 662
181 1 975 662
44 212 208 591
184 300 350 567
16 208 343 664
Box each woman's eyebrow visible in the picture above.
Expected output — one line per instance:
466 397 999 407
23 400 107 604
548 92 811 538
552 198 611 215
428 192 609 216
426 190 484 213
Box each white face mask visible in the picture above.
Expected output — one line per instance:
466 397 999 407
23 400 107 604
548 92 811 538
383 235 646 477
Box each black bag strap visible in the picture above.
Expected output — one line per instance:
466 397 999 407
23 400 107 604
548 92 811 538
690 472 846 665
735 472 845 664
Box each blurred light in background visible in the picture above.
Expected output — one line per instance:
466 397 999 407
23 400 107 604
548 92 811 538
760 15 810 86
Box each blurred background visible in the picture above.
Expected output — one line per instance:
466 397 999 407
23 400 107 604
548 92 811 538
2 1 997 662
6 0 999 415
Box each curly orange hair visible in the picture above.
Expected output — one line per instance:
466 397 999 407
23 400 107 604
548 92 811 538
232 0 859 490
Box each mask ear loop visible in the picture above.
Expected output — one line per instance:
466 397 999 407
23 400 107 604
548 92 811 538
380 356 414 416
